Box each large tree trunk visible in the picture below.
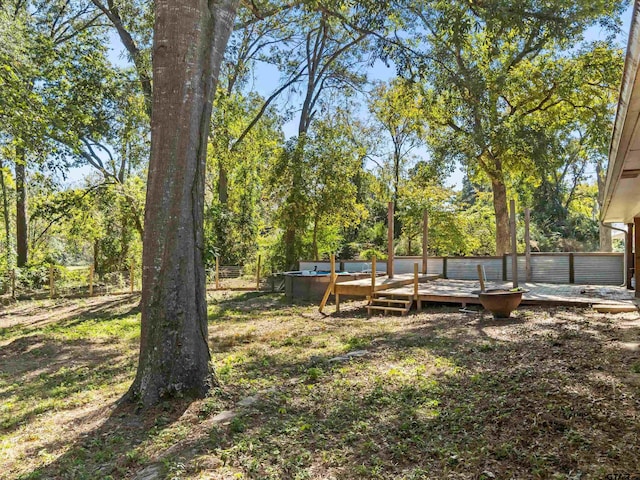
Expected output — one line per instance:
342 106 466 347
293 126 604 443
127 0 239 407
599 225 612 252
15 150 27 268
596 161 612 252
491 177 510 256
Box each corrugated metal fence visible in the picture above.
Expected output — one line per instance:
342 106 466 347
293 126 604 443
300 253 624 286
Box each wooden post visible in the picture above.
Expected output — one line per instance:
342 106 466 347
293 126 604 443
215 255 220 290
510 199 518 288
256 255 261 291
569 253 575 284
271 259 276 292
371 255 376 301
422 210 429 274
89 264 94 297
524 208 531 283
319 254 337 313
477 264 486 292
414 263 421 311
502 254 507 281
130 259 135 293
635 217 640 298
387 201 394 279
329 253 336 294
330 254 340 312
49 264 55 298
626 223 634 290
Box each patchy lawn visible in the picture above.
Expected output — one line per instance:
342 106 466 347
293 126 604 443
1 292 639 479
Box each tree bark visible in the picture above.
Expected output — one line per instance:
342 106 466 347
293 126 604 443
91 0 153 116
93 240 99 274
491 177 510 256
15 149 27 267
127 0 239 407
596 160 612 252
218 162 228 204
0 158 11 267
599 224 613 252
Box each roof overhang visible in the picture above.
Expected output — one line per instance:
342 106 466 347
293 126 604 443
602 2 640 224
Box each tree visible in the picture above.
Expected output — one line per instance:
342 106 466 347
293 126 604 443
518 44 623 251
90 0 153 115
205 89 283 266
398 0 625 255
0 0 110 266
127 0 239 406
398 162 482 256
270 7 369 267
368 79 426 210
205 14 290 265
0 3 35 267
270 109 367 261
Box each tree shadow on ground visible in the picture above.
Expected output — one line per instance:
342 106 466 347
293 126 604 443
0 294 140 338
0 295 197 479
6 297 640 479
20 398 194 479
195 307 640 478
0 335 133 435
208 292 291 321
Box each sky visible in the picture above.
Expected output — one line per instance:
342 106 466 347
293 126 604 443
66 3 636 189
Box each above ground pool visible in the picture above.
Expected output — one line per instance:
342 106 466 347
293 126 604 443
284 271 370 301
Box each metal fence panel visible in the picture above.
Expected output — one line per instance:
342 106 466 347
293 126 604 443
299 261 332 272
447 257 503 281
424 257 444 276
574 254 623 285
302 253 624 285
505 256 528 282
341 261 387 273
529 255 570 283
394 258 423 274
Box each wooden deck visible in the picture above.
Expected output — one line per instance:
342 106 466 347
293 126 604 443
382 279 637 308
333 273 440 297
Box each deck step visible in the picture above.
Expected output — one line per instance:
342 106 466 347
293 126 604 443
366 305 412 316
371 298 412 306
367 305 410 313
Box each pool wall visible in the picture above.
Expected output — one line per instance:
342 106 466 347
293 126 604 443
285 273 371 301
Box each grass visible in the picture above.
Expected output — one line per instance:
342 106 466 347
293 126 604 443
0 292 639 479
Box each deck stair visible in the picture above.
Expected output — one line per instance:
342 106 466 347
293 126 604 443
367 293 414 316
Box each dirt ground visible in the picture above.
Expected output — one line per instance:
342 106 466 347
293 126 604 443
1 292 639 479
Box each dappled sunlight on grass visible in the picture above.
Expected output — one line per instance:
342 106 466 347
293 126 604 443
1 293 639 478
0 295 141 478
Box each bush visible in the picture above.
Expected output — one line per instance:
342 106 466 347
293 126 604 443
359 248 387 261
16 265 50 290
